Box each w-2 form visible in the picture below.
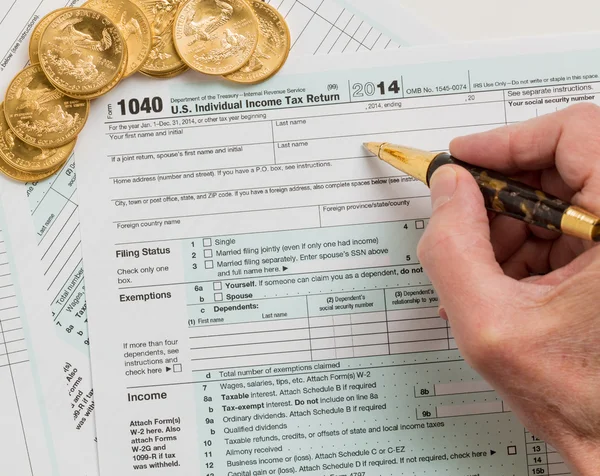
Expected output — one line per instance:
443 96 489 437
74 33 600 475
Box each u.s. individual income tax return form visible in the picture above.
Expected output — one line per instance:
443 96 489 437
73 32 600 475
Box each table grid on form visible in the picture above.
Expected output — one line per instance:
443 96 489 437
189 291 455 371
0 227 32 476
28 157 88 350
525 429 570 476
266 0 401 55
0 234 28 368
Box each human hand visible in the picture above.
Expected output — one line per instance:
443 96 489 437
417 103 600 475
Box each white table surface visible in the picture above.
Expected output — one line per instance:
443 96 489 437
400 0 600 41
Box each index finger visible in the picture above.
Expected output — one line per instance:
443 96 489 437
449 103 600 196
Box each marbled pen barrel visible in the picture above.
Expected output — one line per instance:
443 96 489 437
426 153 569 233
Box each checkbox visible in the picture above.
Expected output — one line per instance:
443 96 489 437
213 282 222 291
205 260 214 269
203 238 212 247
415 220 425 229
507 446 517 455
214 293 223 301
173 364 182 373
204 249 213 258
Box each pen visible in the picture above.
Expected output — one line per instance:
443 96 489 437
363 142 600 241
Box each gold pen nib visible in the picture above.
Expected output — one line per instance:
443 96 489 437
363 142 439 184
363 142 385 157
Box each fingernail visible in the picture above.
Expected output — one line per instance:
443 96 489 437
430 166 457 211
439 307 448 321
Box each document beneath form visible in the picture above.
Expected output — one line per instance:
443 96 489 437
0 178 81 476
0 0 96 475
0 1 102 473
265 0 446 53
73 34 600 475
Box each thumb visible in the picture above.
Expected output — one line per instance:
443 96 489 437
417 165 507 317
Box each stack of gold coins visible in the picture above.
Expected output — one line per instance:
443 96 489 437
0 6 126 182
0 64 89 182
82 0 153 78
132 0 190 78
173 0 291 84
0 0 291 182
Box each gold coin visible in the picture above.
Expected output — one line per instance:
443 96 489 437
83 0 152 77
173 0 259 76
0 150 66 183
29 8 71 64
225 0 290 84
4 65 90 148
38 8 126 96
132 0 187 76
0 103 75 173
139 63 188 79
57 44 128 99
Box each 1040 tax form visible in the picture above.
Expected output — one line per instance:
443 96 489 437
14 2 430 474
74 34 600 475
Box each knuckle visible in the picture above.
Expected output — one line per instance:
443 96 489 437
507 123 542 163
463 320 512 368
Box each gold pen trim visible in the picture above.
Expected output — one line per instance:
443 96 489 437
561 206 600 241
